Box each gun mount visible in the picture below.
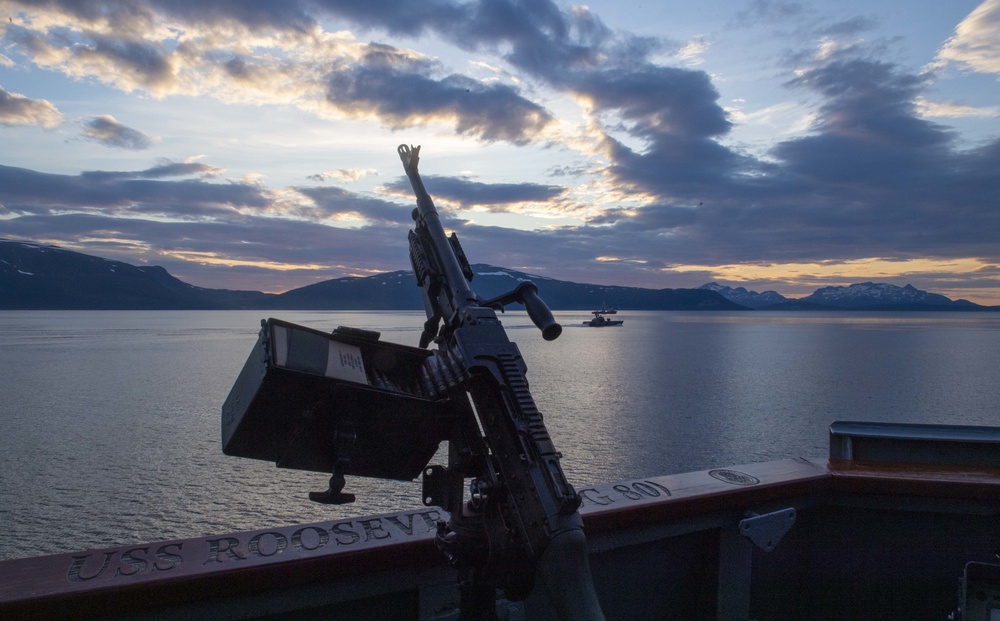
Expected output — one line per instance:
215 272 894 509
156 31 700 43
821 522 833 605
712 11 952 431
221 146 605 620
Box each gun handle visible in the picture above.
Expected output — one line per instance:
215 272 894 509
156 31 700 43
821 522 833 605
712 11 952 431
515 282 562 341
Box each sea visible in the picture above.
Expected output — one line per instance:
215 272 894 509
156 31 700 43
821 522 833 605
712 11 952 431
2 309 999 561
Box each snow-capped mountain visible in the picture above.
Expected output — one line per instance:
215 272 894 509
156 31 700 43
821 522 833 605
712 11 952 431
798 282 969 308
699 282 788 309
702 280 978 310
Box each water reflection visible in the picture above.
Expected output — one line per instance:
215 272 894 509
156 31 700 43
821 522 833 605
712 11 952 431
523 311 1000 484
2 310 999 560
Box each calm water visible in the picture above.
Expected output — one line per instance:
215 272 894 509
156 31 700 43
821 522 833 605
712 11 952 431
2 310 999 560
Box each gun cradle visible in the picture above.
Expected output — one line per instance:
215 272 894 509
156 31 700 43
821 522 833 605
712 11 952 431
221 318 461 482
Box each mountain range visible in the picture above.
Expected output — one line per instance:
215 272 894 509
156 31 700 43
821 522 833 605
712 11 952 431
0 240 738 311
1 240 994 311
698 282 986 311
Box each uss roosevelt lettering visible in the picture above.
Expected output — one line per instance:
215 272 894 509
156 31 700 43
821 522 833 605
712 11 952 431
203 510 442 563
66 509 442 582
67 544 183 582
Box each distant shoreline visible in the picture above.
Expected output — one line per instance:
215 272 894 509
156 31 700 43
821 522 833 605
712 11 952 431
3 240 997 312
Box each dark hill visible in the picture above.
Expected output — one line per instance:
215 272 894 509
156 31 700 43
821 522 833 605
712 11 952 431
269 264 744 311
273 270 420 310
0 240 274 309
0 240 740 311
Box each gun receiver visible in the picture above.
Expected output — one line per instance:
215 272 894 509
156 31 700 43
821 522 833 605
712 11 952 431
399 144 604 619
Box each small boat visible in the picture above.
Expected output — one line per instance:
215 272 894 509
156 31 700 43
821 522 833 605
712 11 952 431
584 308 623 326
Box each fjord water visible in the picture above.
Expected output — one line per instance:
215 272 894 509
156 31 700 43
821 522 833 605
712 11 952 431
2 310 999 560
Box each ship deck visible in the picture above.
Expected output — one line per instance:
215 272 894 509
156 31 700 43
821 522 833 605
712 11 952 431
2 422 999 620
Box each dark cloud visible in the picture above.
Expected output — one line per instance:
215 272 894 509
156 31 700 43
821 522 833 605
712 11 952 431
756 56 985 259
377 0 741 195
0 164 268 218
431 0 722 149
311 0 462 37
575 65 734 144
461 0 612 74
604 134 753 199
74 33 174 89
546 164 589 178
12 0 313 34
819 16 879 37
734 1 807 26
384 175 565 208
783 57 951 149
157 0 317 32
140 161 223 178
80 161 223 181
544 46 1000 274
325 51 553 144
82 115 154 150
296 186 413 224
7 0 716 151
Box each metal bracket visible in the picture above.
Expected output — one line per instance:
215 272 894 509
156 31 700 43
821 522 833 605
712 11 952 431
423 464 466 512
739 508 796 552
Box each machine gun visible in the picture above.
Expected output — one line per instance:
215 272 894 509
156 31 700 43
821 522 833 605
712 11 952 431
220 145 604 620
399 144 604 619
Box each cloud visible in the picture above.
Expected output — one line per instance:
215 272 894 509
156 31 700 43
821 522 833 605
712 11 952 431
508 45 1000 282
0 1 730 154
0 86 62 127
74 33 176 93
817 16 879 38
3 1 560 144
734 1 808 26
915 97 1000 119
324 45 554 143
1 1 999 301
306 168 379 183
382 175 565 209
295 185 413 224
578 65 733 140
774 56 953 184
79 160 223 181
82 115 155 150
0 163 265 218
935 0 1000 77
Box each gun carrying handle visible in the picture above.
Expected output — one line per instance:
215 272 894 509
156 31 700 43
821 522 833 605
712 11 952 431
515 282 562 341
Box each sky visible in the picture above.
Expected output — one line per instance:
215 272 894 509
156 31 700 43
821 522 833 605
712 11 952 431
1 0 999 304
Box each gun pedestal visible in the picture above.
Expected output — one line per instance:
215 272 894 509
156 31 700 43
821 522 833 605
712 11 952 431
434 506 497 620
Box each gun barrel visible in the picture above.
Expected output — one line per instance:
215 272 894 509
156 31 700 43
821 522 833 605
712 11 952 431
399 144 477 316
